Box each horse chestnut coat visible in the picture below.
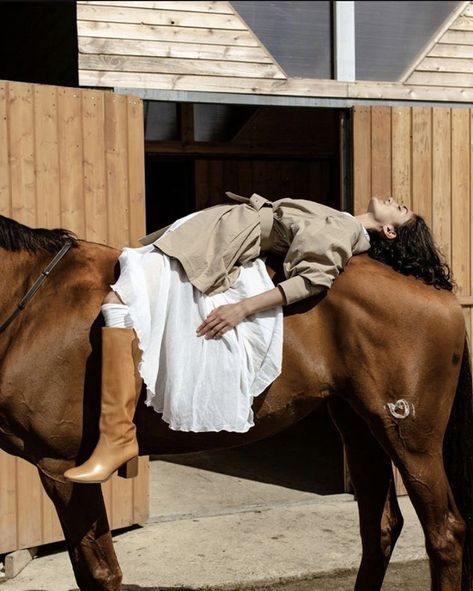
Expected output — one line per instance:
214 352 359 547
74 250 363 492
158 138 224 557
139 193 371 305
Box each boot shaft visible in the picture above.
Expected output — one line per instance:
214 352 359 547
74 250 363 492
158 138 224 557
99 327 142 442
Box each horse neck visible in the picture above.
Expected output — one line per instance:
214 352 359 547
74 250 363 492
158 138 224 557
2 246 49 291
0 248 52 338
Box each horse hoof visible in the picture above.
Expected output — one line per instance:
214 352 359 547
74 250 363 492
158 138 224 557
117 456 139 479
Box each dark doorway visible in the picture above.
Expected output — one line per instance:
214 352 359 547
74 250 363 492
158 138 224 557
145 104 347 494
0 1 78 87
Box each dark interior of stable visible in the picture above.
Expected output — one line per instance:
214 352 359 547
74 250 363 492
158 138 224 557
146 103 347 494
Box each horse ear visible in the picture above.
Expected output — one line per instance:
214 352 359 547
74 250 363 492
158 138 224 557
381 224 397 240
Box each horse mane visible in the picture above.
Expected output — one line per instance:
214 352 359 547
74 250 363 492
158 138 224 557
0 215 78 253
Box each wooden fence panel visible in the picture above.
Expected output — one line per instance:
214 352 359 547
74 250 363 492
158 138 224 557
0 79 148 554
411 107 432 226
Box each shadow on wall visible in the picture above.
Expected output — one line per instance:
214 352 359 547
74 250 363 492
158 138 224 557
152 404 345 495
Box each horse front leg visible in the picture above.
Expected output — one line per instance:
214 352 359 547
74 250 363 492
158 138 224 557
327 396 404 591
37 467 122 591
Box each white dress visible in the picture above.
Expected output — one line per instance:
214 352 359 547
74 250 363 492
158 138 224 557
111 214 283 433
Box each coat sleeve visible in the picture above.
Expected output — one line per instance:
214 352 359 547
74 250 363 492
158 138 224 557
276 216 358 305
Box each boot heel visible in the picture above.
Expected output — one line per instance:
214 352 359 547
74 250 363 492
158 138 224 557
117 456 139 479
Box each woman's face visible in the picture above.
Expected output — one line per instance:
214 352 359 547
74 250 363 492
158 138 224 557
368 196 414 228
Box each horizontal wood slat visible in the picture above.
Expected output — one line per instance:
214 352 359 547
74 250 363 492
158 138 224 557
441 29 473 45
78 1 235 15
78 19 259 46
418 56 473 73
77 0 287 91
79 37 274 63
429 43 473 58
463 3 473 17
79 53 286 79
409 71 473 87
79 71 345 94
77 3 245 29
451 15 473 31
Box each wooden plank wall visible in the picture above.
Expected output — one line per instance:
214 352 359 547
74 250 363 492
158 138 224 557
0 80 148 554
405 2 473 88
77 0 286 89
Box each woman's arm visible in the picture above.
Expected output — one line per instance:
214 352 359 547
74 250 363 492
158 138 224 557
196 287 285 339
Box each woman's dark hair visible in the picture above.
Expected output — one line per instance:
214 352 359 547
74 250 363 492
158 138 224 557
367 215 454 291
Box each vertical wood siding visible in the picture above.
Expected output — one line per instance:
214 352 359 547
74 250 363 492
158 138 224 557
0 80 148 554
353 105 472 495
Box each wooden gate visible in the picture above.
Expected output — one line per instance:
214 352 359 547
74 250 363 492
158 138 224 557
353 105 473 494
0 80 148 554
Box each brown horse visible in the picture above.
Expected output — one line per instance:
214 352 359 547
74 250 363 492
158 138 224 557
0 214 472 591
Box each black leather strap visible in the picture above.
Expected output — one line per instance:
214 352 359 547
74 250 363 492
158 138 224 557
0 240 73 334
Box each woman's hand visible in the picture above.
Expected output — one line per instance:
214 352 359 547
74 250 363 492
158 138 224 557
196 302 249 339
196 287 285 340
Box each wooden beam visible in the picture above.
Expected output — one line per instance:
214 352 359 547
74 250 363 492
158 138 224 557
179 104 194 143
458 295 473 306
80 69 473 103
145 140 335 158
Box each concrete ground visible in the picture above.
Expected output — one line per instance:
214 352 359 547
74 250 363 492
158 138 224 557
0 412 428 590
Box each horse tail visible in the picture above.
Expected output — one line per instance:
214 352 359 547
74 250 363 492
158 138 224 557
444 337 473 591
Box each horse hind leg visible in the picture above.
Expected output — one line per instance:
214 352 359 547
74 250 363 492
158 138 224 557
327 396 404 591
37 467 122 591
351 391 465 591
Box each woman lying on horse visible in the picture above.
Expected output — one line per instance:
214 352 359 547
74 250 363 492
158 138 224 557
63 193 452 484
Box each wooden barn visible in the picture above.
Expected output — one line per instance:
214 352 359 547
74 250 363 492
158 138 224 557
1 0 473 566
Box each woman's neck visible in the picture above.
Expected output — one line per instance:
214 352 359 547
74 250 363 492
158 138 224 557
354 212 381 232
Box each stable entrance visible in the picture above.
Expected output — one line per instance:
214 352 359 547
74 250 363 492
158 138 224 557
144 103 349 494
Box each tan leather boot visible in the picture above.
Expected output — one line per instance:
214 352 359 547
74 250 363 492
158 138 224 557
64 327 143 484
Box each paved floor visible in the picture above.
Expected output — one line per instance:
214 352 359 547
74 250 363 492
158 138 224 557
0 412 428 590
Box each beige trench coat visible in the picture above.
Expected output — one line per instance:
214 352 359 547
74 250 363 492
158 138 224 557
139 193 371 305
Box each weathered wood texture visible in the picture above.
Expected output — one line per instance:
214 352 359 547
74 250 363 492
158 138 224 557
0 80 149 555
77 0 287 88
76 1 473 102
404 1 473 88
